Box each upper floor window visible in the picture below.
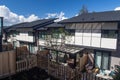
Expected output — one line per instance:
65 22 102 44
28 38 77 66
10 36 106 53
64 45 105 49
66 29 75 36
101 30 118 38
39 32 46 40
52 33 60 39
13 31 19 37
28 31 33 36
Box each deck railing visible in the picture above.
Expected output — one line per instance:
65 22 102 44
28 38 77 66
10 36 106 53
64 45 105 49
48 61 81 80
16 55 37 72
80 72 113 80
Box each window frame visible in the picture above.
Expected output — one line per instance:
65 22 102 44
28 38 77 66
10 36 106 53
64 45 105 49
94 50 111 70
101 30 118 39
39 31 46 40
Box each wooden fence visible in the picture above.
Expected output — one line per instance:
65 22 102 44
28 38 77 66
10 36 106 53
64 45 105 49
16 55 37 72
0 50 16 78
48 61 81 80
0 50 37 79
2 43 14 51
37 50 49 70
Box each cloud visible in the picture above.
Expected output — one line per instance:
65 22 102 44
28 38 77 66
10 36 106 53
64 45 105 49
45 12 67 22
114 7 120 11
0 5 39 26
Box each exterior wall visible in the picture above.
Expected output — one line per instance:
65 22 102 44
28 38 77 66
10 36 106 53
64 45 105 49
16 32 34 42
65 22 118 50
111 51 120 70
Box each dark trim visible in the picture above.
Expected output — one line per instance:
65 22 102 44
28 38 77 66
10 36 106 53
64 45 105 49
100 24 102 48
117 22 120 52
0 17 3 52
90 24 92 46
66 44 116 51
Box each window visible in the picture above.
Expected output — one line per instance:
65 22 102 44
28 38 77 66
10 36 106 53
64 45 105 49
95 50 110 70
28 31 33 36
52 33 60 39
101 30 117 38
29 44 35 53
66 29 75 36
13 31 19 37
39 32 46 40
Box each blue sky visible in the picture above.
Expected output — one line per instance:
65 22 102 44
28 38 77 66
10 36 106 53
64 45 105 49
0 0 120 25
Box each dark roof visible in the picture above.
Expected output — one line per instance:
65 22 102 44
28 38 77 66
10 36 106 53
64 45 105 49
7 18 56 31
36 22 64 30
45 23 64 28
60 11 120 23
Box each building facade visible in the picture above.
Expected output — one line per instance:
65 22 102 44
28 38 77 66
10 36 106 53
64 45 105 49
4 11 120 72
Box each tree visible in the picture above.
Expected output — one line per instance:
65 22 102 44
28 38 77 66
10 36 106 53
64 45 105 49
79 5 88 15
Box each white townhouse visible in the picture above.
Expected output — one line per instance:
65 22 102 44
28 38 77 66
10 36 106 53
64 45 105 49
4 11 120 74
59 11 120 71
4 19 56 53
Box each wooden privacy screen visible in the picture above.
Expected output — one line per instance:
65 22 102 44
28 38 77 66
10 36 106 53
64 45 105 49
0 50 16 77
16 46 29 57
37 50 49 70
2 43 14 51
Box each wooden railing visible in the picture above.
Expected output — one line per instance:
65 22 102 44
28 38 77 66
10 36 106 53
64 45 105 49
16 59 28 72
16 55 37 72
80 72 113 80
48 61 81 80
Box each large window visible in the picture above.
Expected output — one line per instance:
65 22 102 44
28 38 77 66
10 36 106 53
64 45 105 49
101 30 117 38
66 29 75 36
52 33 60 39
39 32 46 40
95 50 110 70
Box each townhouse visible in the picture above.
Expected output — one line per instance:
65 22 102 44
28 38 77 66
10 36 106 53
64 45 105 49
4 18 56 53
3 11 120 77
59 11 120 71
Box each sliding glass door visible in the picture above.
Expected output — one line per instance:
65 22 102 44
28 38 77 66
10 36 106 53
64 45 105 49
95 50 110 70
95 52 102 68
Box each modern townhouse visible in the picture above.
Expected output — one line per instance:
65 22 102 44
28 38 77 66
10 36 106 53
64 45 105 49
5 18 55 53
2 11 120 80
59 11 120 72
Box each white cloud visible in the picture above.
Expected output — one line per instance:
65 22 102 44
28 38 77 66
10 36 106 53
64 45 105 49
114 7 120 11
0 5 39 26
45 12 67 22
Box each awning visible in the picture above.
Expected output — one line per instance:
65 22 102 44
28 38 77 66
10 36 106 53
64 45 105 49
43 45 84 54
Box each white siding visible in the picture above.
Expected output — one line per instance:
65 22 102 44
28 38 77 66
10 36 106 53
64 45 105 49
101 38 117 49
16 32 34 42
75 30 83 45
65 22 118 50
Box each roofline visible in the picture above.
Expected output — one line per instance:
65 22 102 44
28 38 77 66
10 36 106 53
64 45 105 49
59 20 120 24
